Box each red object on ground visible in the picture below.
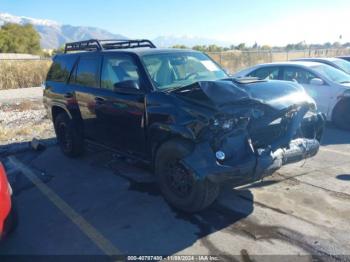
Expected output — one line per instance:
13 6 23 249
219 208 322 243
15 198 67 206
0 162 11 235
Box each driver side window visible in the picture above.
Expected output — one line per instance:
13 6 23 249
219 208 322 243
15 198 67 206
282 67 317 84
101 55 141 90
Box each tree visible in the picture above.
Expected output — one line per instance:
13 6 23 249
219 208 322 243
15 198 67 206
172 44 188 49
207 44 223 52
236 43 246 50
332 42 341 48
323 42 332 49
52 46 65 56
192 45 207 52
0 23 41 54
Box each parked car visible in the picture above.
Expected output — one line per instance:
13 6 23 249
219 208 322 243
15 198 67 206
234 61 350 130
0 161 16 239
291 57 350 74
44 40 324 212
337 55 350 63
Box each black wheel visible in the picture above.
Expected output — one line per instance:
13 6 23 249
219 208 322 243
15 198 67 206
2 199 18 238
332 99 350 131
155 139 220 213
54 113 84 157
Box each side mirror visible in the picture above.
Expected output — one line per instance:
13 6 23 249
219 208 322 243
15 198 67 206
113 80 144 95
309 78 324 86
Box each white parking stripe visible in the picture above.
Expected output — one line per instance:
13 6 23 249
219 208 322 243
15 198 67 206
8 156 121 256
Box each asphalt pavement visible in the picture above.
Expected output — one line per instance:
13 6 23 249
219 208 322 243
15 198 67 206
0 124 349 261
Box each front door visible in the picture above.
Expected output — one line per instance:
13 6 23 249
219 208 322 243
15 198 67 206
280 66 331 115
94 53 147 156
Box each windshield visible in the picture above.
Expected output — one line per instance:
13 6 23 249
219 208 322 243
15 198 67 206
311 64 350 84
332 59 350 74
142 52 228 90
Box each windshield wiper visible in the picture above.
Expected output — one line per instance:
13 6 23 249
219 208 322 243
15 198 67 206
340 81 350 84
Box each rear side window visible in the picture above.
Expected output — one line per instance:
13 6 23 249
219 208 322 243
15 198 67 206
47 55 76 82
249 66 280 80
74 56 100 88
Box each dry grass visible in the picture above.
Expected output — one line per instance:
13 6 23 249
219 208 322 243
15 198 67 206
0 60 52 90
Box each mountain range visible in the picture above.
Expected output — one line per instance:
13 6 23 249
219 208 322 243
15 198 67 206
0 13 126 49
0 12 230 49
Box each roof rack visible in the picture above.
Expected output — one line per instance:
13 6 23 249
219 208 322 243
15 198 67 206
64 39 156 53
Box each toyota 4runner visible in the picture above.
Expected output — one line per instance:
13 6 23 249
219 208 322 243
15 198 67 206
44 39 325 212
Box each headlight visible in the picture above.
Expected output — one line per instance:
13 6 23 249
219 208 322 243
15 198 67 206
211 117 235 130
222 119 235 130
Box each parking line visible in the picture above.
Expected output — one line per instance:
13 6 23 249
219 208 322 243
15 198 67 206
320 147 350 157
8 156 121 256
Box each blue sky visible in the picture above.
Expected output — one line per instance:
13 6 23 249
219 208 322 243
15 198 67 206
1 0 350 45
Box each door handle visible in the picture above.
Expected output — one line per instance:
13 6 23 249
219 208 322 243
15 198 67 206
94 97 105 103
64 92 73 98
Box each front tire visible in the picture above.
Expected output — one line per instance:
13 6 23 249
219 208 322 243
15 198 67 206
54 113 84 157
155 139 220 213
332 99 350 131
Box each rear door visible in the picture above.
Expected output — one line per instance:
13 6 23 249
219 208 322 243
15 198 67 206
69 54 102 140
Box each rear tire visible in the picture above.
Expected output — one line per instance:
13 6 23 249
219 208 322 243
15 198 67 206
54 113 84 157
155 139 220 213
332 100 350 131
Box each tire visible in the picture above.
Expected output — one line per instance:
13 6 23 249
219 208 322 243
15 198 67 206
155 139 220 213
54 113 84 157
332 99 350 131
2 199 18 238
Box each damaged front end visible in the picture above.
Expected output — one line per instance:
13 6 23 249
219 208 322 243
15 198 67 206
173 79 325 186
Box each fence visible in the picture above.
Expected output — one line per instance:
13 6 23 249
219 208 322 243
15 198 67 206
207 48 350 73
1 48 350 90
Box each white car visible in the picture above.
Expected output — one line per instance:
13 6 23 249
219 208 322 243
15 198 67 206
234 61 350 130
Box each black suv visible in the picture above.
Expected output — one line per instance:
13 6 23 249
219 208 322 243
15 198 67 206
44 39 325 212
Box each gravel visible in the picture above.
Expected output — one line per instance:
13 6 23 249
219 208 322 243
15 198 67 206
0 88 55 146
0 87 43 103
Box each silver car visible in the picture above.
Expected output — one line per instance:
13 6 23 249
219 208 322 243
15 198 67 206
291 57 350 74
234 61 350 130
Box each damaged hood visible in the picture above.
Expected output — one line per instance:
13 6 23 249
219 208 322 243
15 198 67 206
172 79 315 111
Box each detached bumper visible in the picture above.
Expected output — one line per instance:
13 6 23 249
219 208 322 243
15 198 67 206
181 137 320 186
